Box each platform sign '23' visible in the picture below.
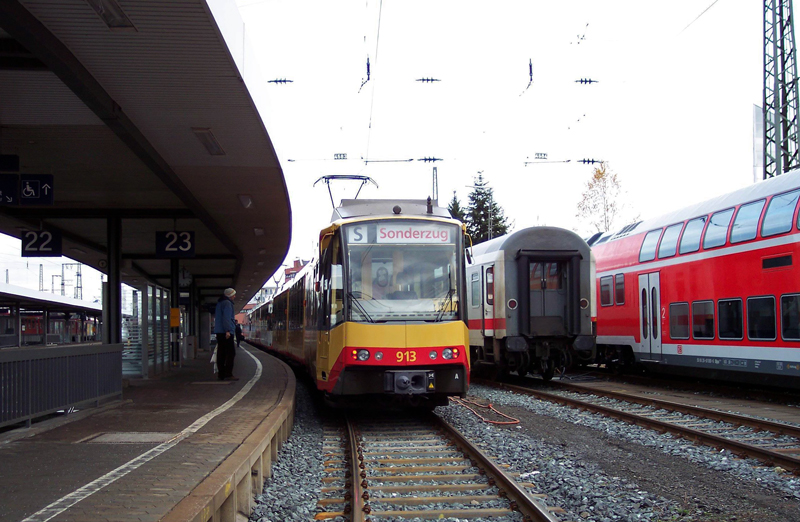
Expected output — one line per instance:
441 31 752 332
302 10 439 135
156 231 196 258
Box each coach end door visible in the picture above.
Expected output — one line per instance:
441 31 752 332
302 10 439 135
638 272 662 360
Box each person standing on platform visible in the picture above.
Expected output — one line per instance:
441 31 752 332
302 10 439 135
214 288 238 381
235 320 244 348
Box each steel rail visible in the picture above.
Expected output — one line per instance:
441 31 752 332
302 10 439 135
484 381 800 474
433 415 562 522
346 417 366 522
550 380 800 439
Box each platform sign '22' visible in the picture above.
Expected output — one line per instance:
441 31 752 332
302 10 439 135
156 231 196 258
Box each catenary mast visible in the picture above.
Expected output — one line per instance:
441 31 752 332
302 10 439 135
764 0 800 178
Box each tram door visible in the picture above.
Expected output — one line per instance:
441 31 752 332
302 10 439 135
638 272 662 360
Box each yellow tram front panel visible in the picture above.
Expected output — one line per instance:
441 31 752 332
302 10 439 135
316 320 469 395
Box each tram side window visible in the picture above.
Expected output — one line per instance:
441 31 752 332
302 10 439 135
692 301 715 339
470 273 480 307
730 199 766 244
679 216 707 254
747 296 776 341
658 223 683 259
718 299 743 339
762 189 800 237
615 274 625 305
600 276 613 306
781 294 800 341
638 229 662 262
331 239 344 327
703 208 734 249
669 303 690 339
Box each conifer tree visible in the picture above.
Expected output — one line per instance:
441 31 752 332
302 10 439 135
466 173 509 243
447 191 466 223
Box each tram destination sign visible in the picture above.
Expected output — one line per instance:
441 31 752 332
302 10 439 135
155 231 196 258
21 229 63 257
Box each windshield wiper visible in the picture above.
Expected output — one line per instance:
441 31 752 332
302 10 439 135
348 291 374 323
435 288 455 322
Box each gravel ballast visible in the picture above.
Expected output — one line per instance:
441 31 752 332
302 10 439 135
251 377 800 521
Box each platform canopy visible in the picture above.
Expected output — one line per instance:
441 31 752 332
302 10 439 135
0 0 291 309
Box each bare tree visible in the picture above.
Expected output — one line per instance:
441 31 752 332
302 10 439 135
576 162 628 233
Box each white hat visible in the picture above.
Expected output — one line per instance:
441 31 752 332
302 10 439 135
224 288 236 297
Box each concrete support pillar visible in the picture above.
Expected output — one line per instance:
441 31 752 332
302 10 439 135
106 215 122 345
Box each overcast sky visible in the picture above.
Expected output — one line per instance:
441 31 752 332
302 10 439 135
0 0 766 297
236 0 763 282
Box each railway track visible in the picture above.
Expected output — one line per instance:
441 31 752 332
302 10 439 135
480 378 800 475
315 414 563 521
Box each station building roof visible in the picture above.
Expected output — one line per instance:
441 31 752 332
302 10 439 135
0 0 291 309
0 282 102 315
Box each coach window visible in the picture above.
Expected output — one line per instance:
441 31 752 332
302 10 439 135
747 296 776 341
600 276 613 306
730 199 767 244
658 223 683 258
718 299 743 340
692 301 715 339
615 274 625 305
679 216 707 254
781 294 800 341
669 303 690 339
703 208 734 249
471 273 480 307
762 189 800 237
638 229 662 262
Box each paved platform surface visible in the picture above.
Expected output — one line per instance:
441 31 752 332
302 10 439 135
0 344 290 522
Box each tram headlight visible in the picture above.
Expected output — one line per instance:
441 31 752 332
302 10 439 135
356 349 370 361
374 351 383 361
429 350 438 360
442 348 453 360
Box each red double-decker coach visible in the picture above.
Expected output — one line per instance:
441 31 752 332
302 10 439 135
591 169 800 388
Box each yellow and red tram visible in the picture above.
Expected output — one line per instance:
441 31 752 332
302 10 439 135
247 199 470 406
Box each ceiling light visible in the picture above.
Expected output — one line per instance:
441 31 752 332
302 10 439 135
70 247 86 254
238 194 253 209
86 0 136 29
257 262 264 266
192 128 225 156
258 249 267 255
253 228 264 236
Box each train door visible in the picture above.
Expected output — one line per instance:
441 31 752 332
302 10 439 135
637 272 662 360
529 261 568 335
484 265 495 337
317 244 332 379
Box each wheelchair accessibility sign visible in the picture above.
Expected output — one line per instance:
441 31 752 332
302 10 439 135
19 174 54 205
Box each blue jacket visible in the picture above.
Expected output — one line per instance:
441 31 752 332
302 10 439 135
214 296 235 335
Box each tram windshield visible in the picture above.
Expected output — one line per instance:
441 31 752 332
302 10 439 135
343 220 461 322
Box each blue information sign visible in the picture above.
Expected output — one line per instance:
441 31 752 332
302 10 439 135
19 174 54 206
155 231 196 258
0 174 18 205
21 229 63 257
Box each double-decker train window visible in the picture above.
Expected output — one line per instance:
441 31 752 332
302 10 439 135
747 296 776 341
638 229 662 262
692 301 715 339
762 189 800 237
730 199 766 244
718 299 743 340
615 274 625 305
600 276 613 306
679 216 706 254
669 303 690 339
781 294 800 341
658 223 683 259
703 208 734 249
